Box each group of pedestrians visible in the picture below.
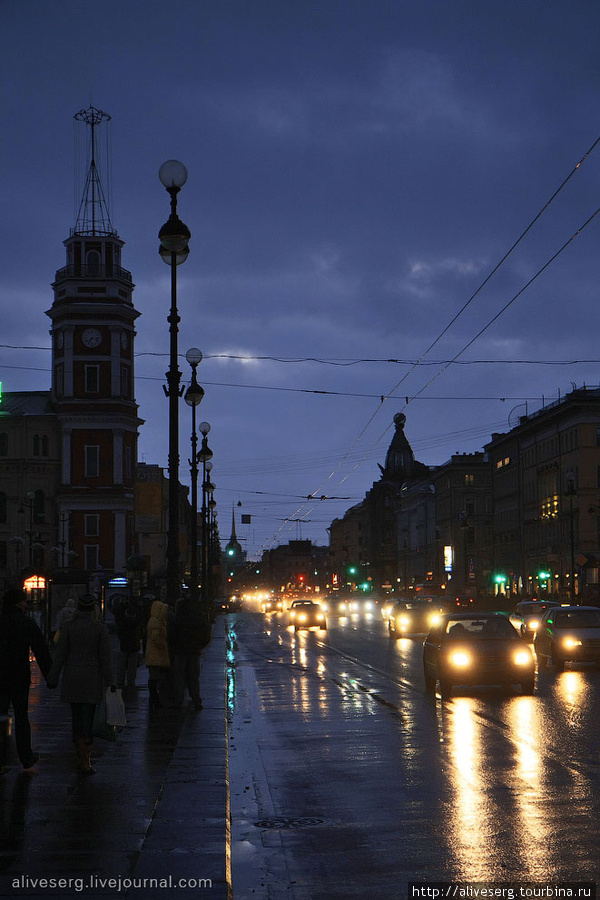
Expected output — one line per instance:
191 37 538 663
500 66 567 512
143 596 209 711
0 588 210 778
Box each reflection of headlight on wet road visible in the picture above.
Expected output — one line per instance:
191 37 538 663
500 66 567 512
449 650 471 668
513 650 532 666
563 636 582 649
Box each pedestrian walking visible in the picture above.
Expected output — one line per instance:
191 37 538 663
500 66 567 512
0 588 54 775
48 593 114 776
113 595 144 691
171 597 211 710
144 600 171 709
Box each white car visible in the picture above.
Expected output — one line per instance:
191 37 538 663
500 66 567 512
509 600 561 639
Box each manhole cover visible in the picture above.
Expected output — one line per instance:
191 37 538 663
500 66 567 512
254 816 324 829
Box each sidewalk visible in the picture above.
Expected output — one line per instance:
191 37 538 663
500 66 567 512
0 616 231 899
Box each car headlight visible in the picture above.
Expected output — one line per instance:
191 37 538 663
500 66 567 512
399 615 411 627
514 650 532 666
364 601 373 611
298 614 307 622
429 613 442 627
317 613 324 620
449 650 471 668
563 636 582 649
528 619 540 630
290 611 296 619
339 603 346 611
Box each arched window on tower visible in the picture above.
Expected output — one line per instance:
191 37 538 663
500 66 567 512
86 249 101 276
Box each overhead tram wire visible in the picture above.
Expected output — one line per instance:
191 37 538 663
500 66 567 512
381 130 600 406
261 136 600 525
336 205 600 490
398 206 600 413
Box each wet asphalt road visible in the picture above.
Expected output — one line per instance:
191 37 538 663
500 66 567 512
227 609 600 899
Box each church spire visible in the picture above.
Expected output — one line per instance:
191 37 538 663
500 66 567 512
225 505 242 560
73 105 116 237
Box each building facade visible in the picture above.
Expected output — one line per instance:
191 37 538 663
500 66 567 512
328 389 600 604
486 387 600 602
0 107 142 618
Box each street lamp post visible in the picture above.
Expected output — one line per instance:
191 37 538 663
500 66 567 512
565 473 577 603
184 349 205 602
198 423 213 611
158 160 191 604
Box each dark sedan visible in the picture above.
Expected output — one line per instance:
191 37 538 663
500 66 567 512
288 600 327 631
423 612 535 698
534 605 600 671
389 598 449 638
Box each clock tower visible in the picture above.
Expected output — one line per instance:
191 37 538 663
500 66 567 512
46 106 142 579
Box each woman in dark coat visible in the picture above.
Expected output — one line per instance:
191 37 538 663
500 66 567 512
48 593 114 775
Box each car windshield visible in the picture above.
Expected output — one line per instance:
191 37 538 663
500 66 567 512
444 617 516 639
553 610 600 628
292 601 316 608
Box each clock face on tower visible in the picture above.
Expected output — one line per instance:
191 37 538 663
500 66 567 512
81 327 102 348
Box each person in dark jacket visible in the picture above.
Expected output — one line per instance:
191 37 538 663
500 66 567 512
171 597 211 710
48 593 114 775
113 596 144 691
0 588 54 774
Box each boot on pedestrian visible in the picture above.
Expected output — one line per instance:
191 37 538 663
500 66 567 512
75 737 95 776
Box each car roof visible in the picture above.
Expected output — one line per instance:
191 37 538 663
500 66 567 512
549 605 600 612
440 610 503 619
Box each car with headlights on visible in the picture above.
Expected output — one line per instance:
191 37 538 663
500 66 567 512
534 605 600 671
423 612 535 698
389 598 450 638
509 600 561 639
288 599 327 631
261 596 284 613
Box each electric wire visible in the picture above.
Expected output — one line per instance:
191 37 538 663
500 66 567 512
258 139 600 552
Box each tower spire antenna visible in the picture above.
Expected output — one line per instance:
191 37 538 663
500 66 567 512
73 105 116 237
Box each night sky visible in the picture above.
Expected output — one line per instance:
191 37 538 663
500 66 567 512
1 1 599 559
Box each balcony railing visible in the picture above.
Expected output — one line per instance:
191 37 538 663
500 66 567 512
54 264 133 283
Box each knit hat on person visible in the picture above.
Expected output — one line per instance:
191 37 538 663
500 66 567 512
77 593 97 611
2 589 27 611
